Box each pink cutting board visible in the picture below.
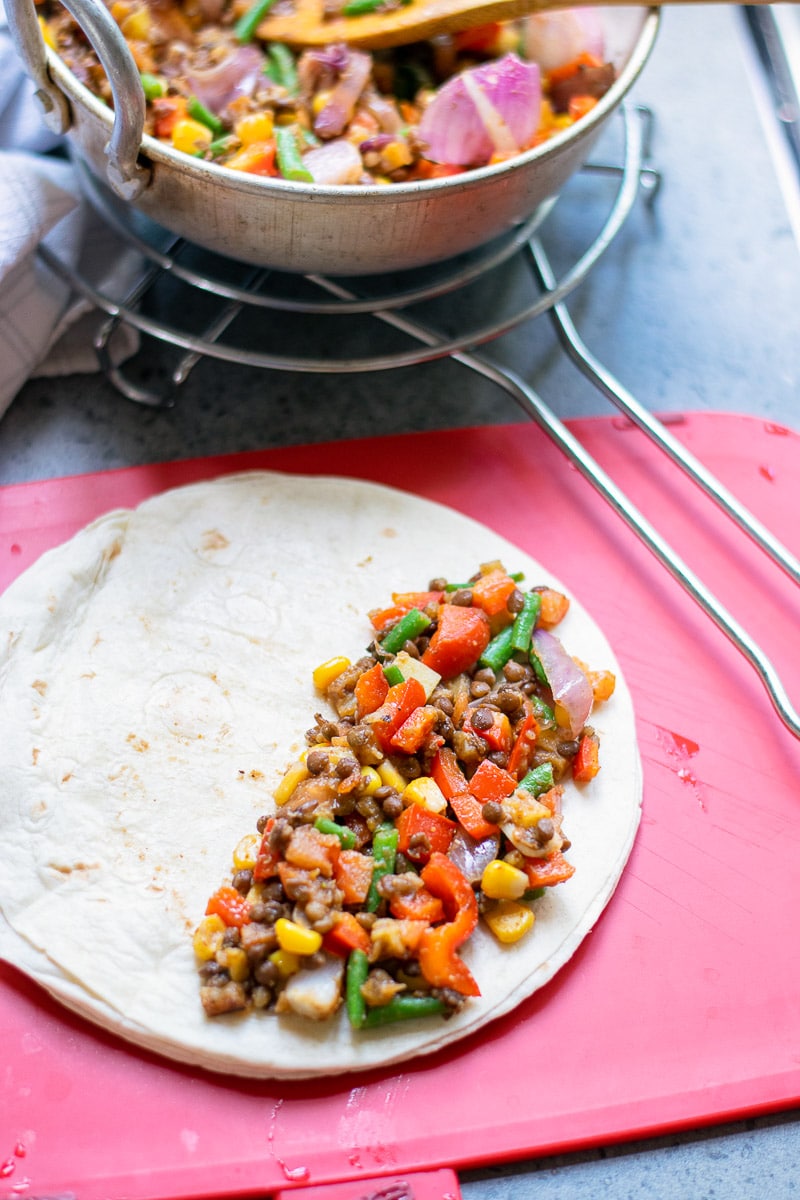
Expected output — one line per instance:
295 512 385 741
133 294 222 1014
1 412 799 1200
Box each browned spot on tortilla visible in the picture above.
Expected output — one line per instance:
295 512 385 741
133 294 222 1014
61 772 72 784
381 528 398 539
249 769 264 780
92 633 103 648
80 671 97 680
201 529 230 552
103 538 123 563
31 679 47 696
32 748 40 765
51 861 100 875
47 593 57 613
126 733 149 752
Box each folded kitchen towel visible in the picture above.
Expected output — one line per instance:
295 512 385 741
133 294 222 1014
0 0 138 420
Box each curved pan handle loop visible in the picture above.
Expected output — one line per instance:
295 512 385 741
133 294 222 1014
5 0 150 200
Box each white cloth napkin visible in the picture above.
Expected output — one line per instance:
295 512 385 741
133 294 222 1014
0 0 138 419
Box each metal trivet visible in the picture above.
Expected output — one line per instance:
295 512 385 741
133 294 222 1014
36 103 800 739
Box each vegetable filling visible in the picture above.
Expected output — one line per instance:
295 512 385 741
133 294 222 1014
194 563 615 1028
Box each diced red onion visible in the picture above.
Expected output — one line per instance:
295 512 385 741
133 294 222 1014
418 54 541 168
302 139 364 185
523 9 605 73
531 628 593 738
185 45 265 112
448 827 500 884
313 49 372 139
359 133 395 153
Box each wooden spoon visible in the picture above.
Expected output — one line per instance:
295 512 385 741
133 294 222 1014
255 0 642 50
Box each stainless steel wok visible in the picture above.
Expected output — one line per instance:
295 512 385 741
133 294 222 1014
7 0 659 275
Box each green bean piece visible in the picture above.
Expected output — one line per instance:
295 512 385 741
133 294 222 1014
366 822 399 912
518 762 554 798
234 0 276 42
140 72 165 101
383 664 404 687
443 581 471 592
510 571 526 582
314 817 356 850
206 135 237 158
522 886 546 902
275 126 314 182
362 995 447 1027
267 42 298 94
530 648 548 687
531 695 555 727
479 624 515 673
187 95 223 136
346 949 370 1029
510 591 542 655
342 0 386 15
380 607 430 655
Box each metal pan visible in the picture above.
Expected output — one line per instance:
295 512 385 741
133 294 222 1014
7 0 658 275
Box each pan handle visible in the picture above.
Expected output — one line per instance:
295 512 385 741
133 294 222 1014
5 0 150 200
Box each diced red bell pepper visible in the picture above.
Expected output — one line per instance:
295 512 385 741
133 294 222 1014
355 661 389 717
455 20 502 51
573 731 600 781
417 853 480 996
448 791 498 841
396 802 457 858
283 823 340 877
252 818 280 881
431 747 468 799
470 568 518 617
421 604 491 679
462 707 513 753
505 706 540 780
546 50 603 88
206 886 251 928
369 604 407 633
366 677 426 750
523 850 575 889
536 587 571 629
152 95 188 139
389 886 446 923
333 848 375 904
323 911 372 957
390 704 441 754
406 159 465 180
392 590 444 610
468 758 518 803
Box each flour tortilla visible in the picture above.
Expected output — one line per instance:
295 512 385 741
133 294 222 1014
0 471 641 1078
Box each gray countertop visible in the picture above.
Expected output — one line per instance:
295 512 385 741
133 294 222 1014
2 5 799 1196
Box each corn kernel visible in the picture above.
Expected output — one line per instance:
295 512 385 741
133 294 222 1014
233 832 260 871
481 859 528 901
484 900 535 944
120 6 151 39
402 776 447 814
192 914 226 961
269 948 301 977
171 118 213 154
377 759 407 794
235 110 274 145
382 140 412 171
274 759 310 805
312 89 332 116
312 656 351 691
359 766 382 795
218 945 249 982
275 917 323 956
39 16 56 49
